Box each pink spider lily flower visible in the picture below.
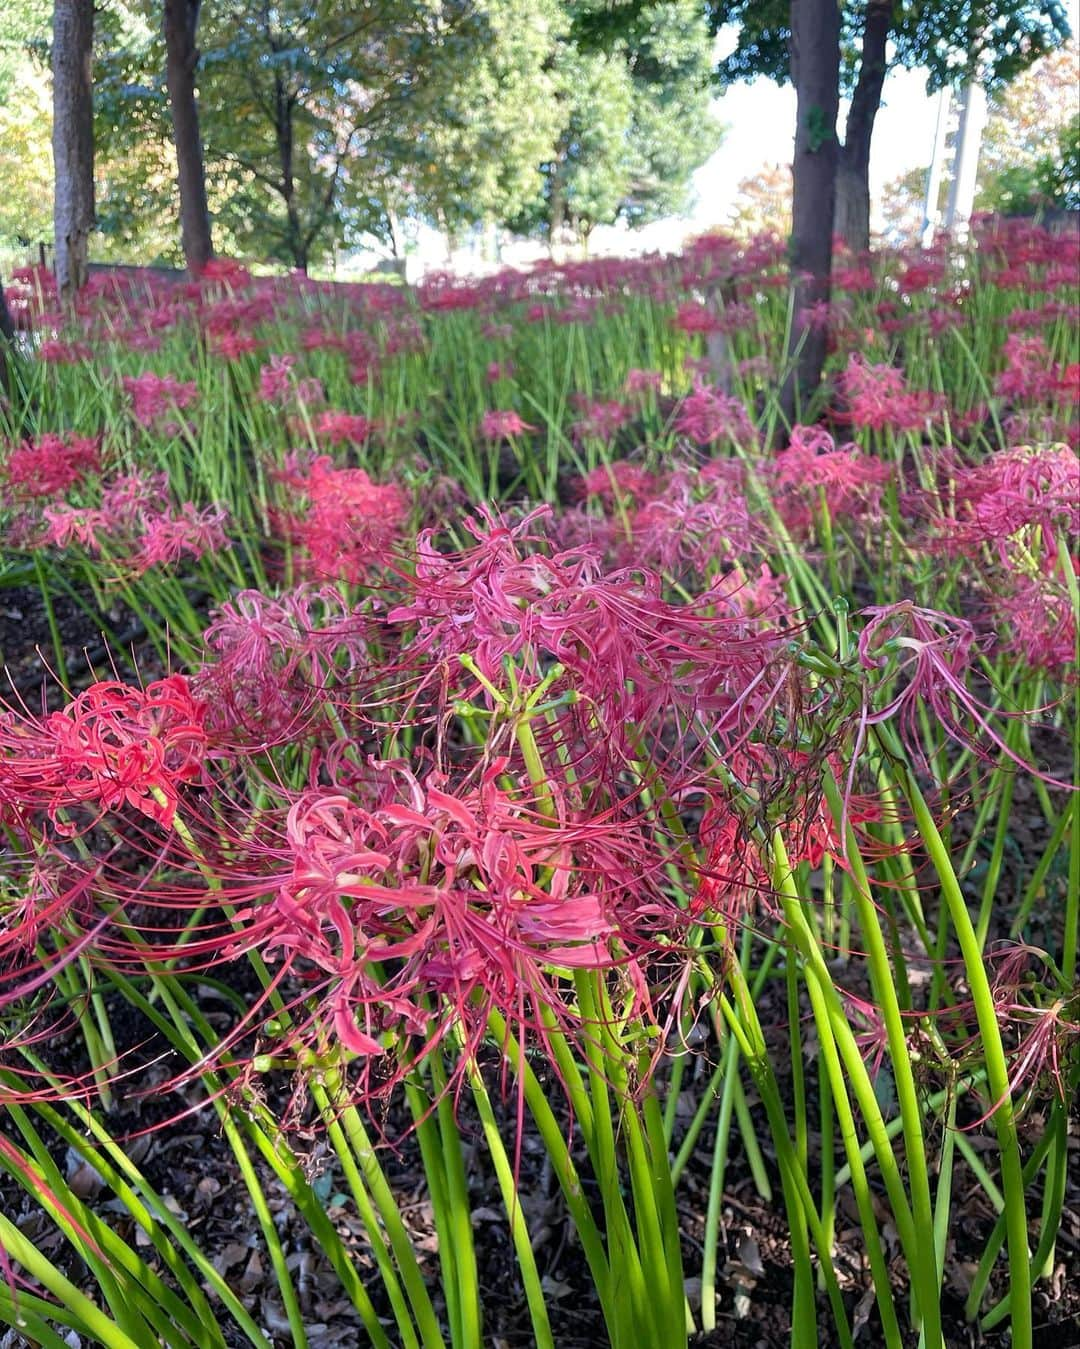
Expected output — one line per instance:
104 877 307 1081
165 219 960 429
624 368 663 398
2 433 101 500
37 339 93 364
274 456 410 584
122 372 199 428
131 502 231 573
40 503 111 553
313 411 377 445
770 425 892 534
479 409 536 440
993 335 1067 404
672 301 722 335
578 460 657 504
387 506 785 766
673 381 755 448
838 354 946 433
0 676 209 831
569 398 631 443
856 602 1068 779
627 471 760 571
210 331 262 360
220 761 679 1080
992 569 1078 672
258 353 296 402
195 586 372 745
918 444 1080 564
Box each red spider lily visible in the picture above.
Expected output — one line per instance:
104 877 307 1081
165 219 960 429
944 945 1080 1123
273 455 409 585
770 425 892 534
993 335 1070 404
856 602 1068 779
673 381 755 448
624 368 663 397
918 444 1080 563
0 675 209 830
195 585 373 745
479 409 535 440
37 339 93 364
838 354 946 433
122 372 199 428
672 301 722 335
626 468 760 572
204 758 689 1080
386 505 783 747
992 567 1078 671
40 502 112 552
578 460 658 504
258 353 297 402
312 411 376 445
132 502 230 573
210 331 262 360
2 433 101 500
569 397 631 443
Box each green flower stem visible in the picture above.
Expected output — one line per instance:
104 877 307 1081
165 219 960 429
883 734 1032 1349
0 1210 144 1349
699 1033 738 1333
466 1061 556 1349
484 1007 617 1335
822 772 942 1341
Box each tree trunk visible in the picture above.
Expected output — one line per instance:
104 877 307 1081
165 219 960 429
835 0 892 253
164 0 213 275
272 73 307 271
0 280 14 345
781 0 841 427
52 0 95 299
0 278 15 404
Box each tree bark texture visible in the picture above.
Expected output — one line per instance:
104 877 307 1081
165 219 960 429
782 0 841 425
835 0 892 253
52 0 95 298
164 0 213 274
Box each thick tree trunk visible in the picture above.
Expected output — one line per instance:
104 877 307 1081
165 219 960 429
781 0 841 427
164 0 213 275
835 0 892 253
52 0 95 299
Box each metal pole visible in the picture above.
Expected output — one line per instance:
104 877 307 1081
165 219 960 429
944 80 988 237
922 87 953 247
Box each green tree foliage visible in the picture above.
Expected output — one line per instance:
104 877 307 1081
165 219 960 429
0 0 52 252
711 1 1069 97
398 0 565 235
93 0 570 269
511 0 722 243
977 41 1080 214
